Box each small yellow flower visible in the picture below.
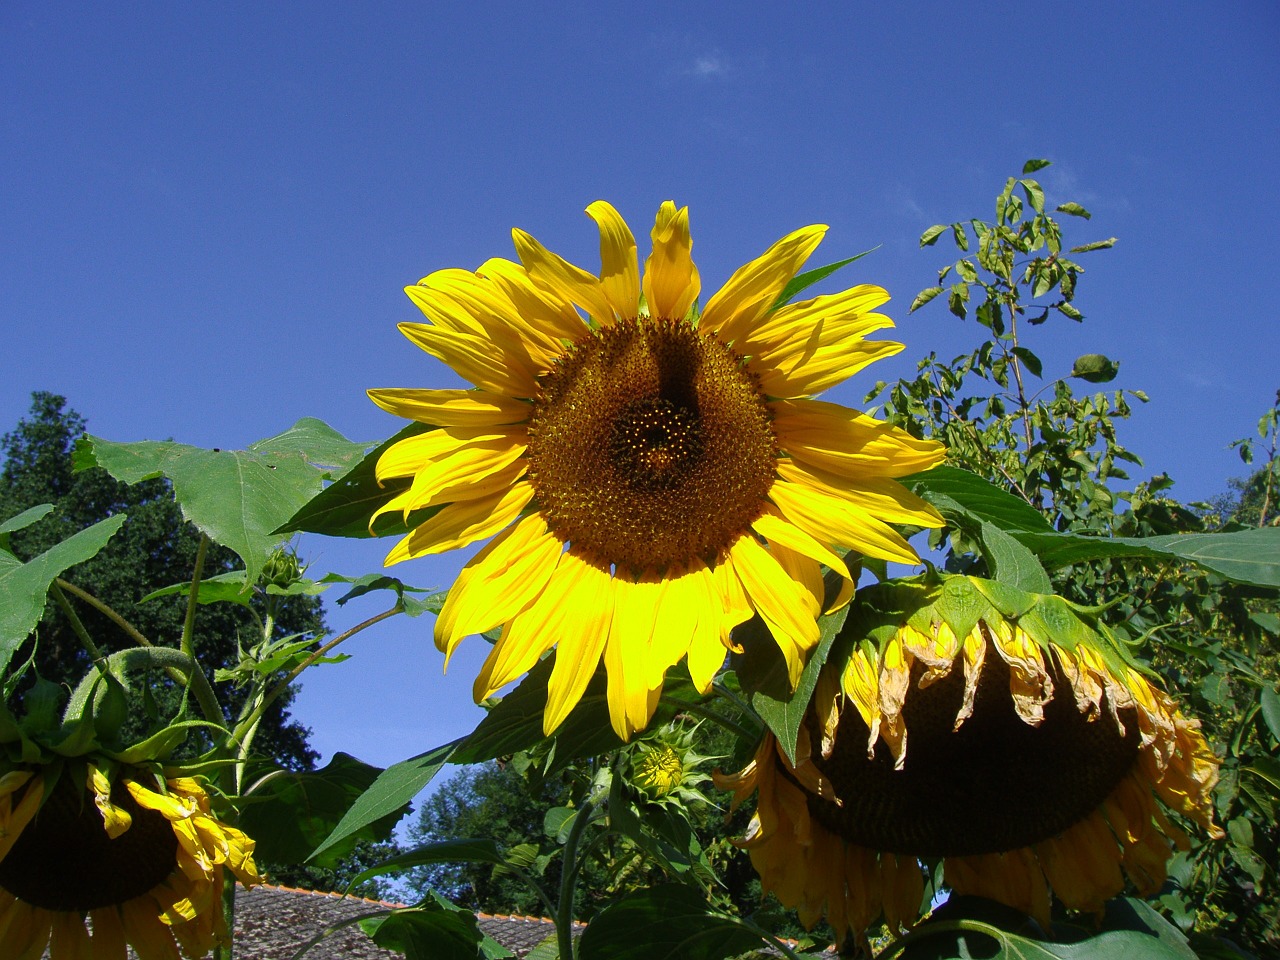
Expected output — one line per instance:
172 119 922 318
0 762 262 960
633 743 686 799
715 576 1221 942
370 201 945 740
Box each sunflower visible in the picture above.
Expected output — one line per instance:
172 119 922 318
369 201 945 739
0 761 261 959
714 575 1222 943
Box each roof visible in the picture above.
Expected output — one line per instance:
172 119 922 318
232 883 569 959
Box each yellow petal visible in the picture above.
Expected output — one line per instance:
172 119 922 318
89 907 129 960
586 201 639 319
434 513 564 660
742 284 892 354
512 227 615 324
367 388 530 428
776 458 944 528
543 556 615 734
384 482 533 563
700 225 827 343
605 572 664 740
416 268 566 359
478 257 587 341
387 436 528 518
684 562 729 693
726 533 819 687
49 911 92 960
472 548 589 700
768 478 922 566
398 323 538 396
752 504 854 611
756 334 903 399
773 397 946 479
643 201 700 321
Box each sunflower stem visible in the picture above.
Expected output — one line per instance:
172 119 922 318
49 581 106 664
556 788 603 960
660 695 757 742
55 577 154 648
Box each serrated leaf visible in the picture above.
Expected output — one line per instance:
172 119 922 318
1072 353 1120 383
241 752 408 869
1022 159 1051 174
1056 202 1092 219
0 515 126 674
902 466 1054 535
771 248 877 309
309 740 458 864
76 419 367 585
910 286 943 313
577 885 763 960
364 893 515 960
0 504 55 537
1070 237 1117 253
920 224 948 247
977 521 1053 594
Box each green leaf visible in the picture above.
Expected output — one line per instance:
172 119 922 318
771 248 878 309
320 572 444 617
241 752 408 869
902 466 1054 534
1011 527 1280 587
977 521 1053 594
1071 353 1121 383
0 504 55 537
0 515 126 674
308 740 458 864
347 837 507 891
278 421 436 540
1012 346 1043 378
364 892 514 960
139 570 257 608
1056 202 1092 219
736 566 852 764
919 224 948 247
577 885 764 960
1022 159 1052 174
910 286 943 313
1070 237 1118 253
1020 179 1046 214
76 419 367 585
1057 302 1084 321
1260 684 1280 741
951 223 969 252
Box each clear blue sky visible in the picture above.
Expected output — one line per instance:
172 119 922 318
3 2 1277 770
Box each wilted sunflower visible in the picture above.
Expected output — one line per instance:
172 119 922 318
0 762 261 959
715 575 1221 942
369 201 945 739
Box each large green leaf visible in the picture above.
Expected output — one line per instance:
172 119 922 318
308 740 457 864
902 466 1053 534
0 514 126 674
239 752 408 869
0 504 55 538
74 418 367 585
362 891 514 960
578 885 764 960
1012 527 1280 588
279 421 435 539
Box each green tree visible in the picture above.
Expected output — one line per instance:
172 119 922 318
0 391 323 770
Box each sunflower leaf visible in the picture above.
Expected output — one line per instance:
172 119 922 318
0 514 126 675
75 419 367 585
307 740 459 865
278 421 435 539
577 884 764 960
737 566 851 765
362 890 515 960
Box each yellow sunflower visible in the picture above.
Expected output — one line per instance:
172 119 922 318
0 762 261 959
715 575 1222 944
369 201 945 739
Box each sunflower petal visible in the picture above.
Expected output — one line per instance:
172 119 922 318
726 533 819 687
513 227 615 324
367 388 530 428
384 482 533 563
544 555 615 734
773 397 946 478
643 201 700 321
586 201 640 319
769 478 922 565
700 225 827 342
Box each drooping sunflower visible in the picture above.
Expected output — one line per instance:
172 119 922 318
369 202 945 739
0 761 261 959
715 575 1222 943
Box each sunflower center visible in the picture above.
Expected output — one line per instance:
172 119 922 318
805 646 1141 858
0 773 178 912
528 318 776 572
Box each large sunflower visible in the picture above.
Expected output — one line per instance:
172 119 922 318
370 202 945 740
715 575 1222 944
0 762 261 959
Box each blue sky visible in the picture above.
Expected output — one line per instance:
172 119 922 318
3 2 1278 770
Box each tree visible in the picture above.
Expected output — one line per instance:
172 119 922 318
0 391 323 771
